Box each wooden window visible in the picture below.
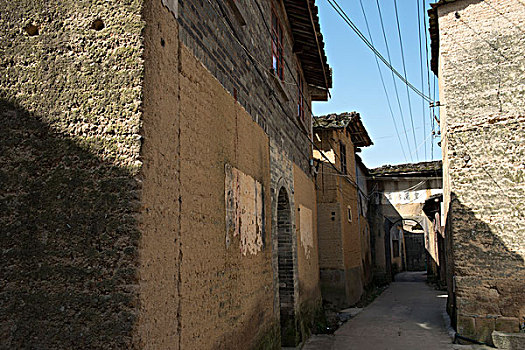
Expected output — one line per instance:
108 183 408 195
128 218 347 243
339 142 347 174
298 71 305 123
271 9 284 80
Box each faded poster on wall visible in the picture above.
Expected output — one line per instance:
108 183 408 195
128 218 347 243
299 205 313 259
225 164 264 256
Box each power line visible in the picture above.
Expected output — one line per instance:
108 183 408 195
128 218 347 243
374 0 413 161
422 0 435 160
409 131 434 160
393 0 418 160
357 0 408 163
325 0 434 103
417 0 427 159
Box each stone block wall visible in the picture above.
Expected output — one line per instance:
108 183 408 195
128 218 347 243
436 0 525 343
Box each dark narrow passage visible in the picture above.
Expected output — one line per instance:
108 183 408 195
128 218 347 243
277 187 297 347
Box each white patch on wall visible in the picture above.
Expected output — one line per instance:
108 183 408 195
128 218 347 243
383 189 443 204
161 0 178 18
299 205 313 259
225 164 264 256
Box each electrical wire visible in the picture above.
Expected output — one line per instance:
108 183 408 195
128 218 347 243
374 0 413 161
422 0 436 160
417 0 427 159
374 126 422 141
393 0 418 161
325 0 434 103
357 0 408 163
408 131 435 160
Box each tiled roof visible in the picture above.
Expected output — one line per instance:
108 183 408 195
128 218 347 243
284 0 332 98
369 160 442 177
314 112 373 147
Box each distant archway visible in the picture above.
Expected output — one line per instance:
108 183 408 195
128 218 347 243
277 187 297 346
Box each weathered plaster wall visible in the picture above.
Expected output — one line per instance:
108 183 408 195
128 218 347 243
437 0 525 342
314 129 367 306
368 197 390 283
177 44 277 349
293 164 321 303
1 1 324 348
293 163 323 340
0 0 144 348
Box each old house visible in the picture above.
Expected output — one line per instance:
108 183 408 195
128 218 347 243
429 0 525 345
312 112 373 307
0 0 331 348
368 161 443 282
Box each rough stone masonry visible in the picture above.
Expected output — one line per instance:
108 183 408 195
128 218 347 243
430 0 525 345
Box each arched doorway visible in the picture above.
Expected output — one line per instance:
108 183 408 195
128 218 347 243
277 187 297 346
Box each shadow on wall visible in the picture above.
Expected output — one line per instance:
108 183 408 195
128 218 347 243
0 99 139 348
447 194 524 340
368 193 403 283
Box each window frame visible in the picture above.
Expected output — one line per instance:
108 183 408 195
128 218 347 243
297 70 305 123
339 142 347 174
271 7 284 81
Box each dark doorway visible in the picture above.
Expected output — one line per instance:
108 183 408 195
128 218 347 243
277 188 297 346
405 231 426 271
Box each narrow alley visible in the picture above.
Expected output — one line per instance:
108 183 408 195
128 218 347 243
1 0 523 349
303 272 457 350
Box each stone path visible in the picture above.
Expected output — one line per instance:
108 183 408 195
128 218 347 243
302 272 457 350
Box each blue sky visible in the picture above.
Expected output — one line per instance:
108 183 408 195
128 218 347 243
312 0 441 169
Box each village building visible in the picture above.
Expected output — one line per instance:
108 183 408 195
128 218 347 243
0 0 331 348
423 193 447 286
312 112 373 307
368 161 443 283
429 0 525 345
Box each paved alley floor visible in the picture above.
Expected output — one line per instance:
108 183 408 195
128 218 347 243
303 272 455 350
